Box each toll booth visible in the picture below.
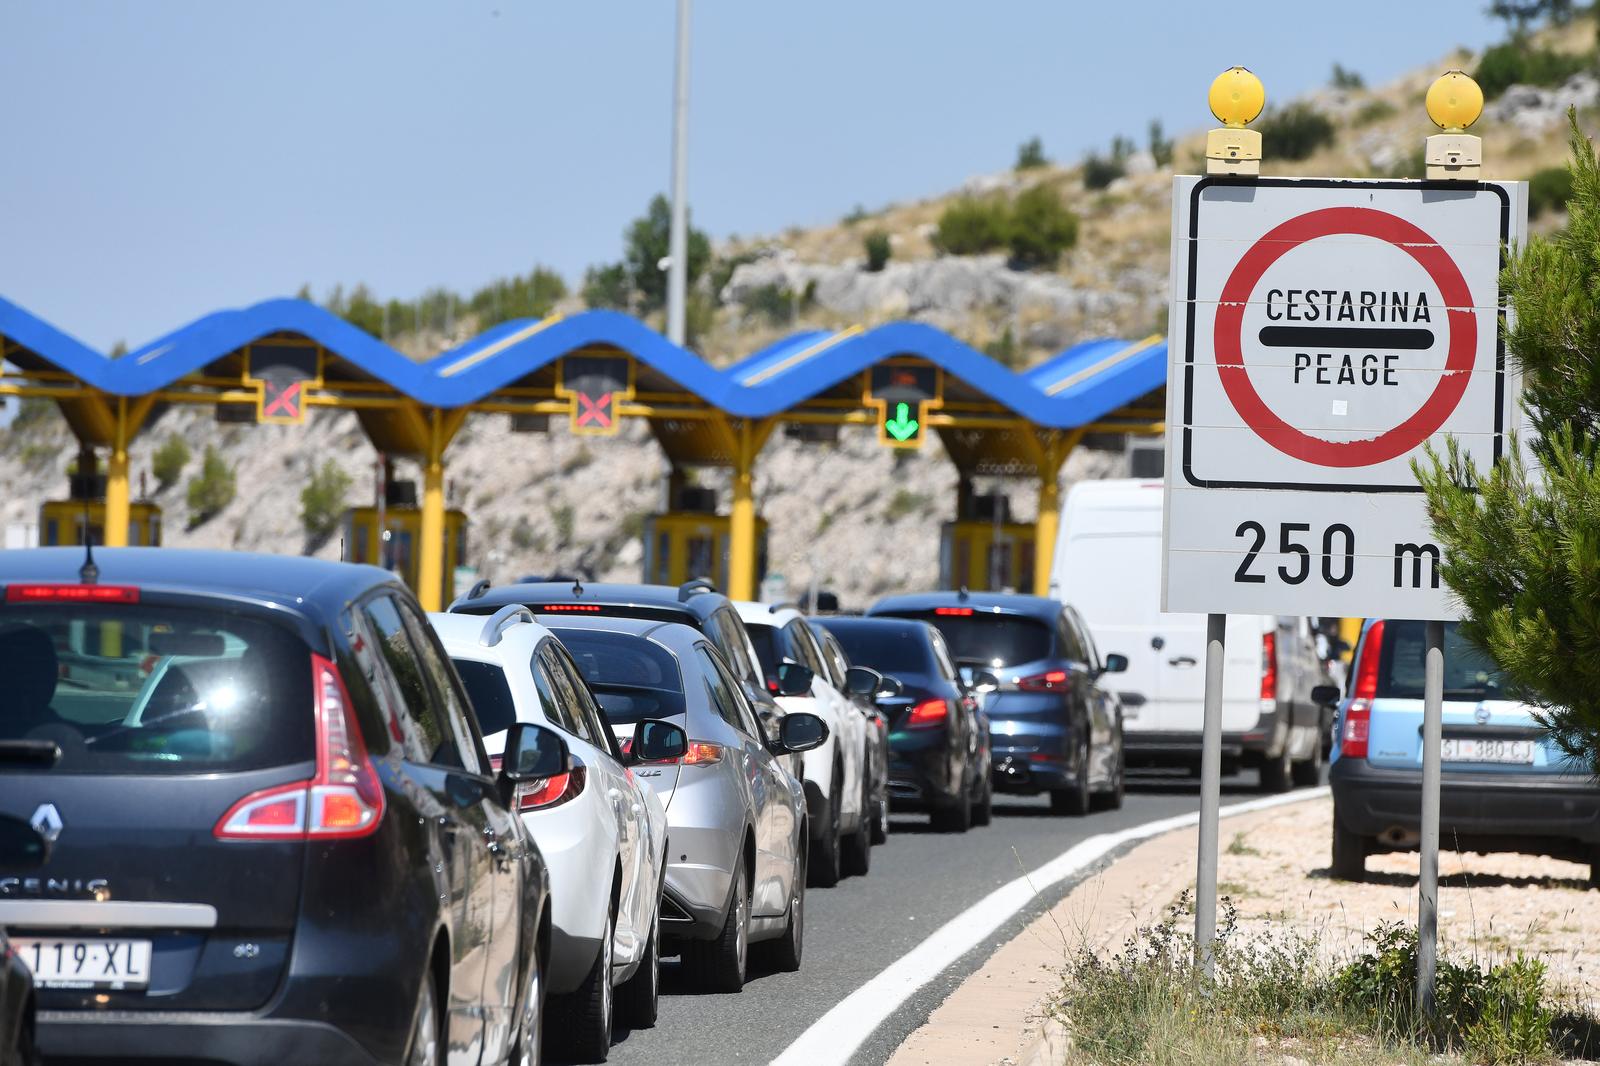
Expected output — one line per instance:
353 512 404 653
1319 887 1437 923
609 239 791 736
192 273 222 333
344 504 469 606
937 493 1035 592
642 511 768 592
39 453 162 547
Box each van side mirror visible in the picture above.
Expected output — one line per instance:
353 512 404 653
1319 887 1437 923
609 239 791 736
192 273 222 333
776 661 814 697
1312 684 1342 706
845 665 882 697
630 719 688 764
1101 653 1129 675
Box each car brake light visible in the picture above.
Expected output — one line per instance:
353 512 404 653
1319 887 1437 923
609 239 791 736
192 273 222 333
215 654 385 841
540 604 603 613
4 583 140 603
1016 669 1070 692
906 698 948 728
766 677 781 694
1260 632 1278 712
1352 621 1384 701
515 766 586 811
934 607 974 616
1341 701 1372 758
1339 621 1385 760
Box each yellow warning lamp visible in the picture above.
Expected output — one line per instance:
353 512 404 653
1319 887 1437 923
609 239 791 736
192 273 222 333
1424 70 1484 181
1206 67 1265 176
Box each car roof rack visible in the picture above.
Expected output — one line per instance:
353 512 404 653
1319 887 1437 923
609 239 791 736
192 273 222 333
464 579 491 600
767 600 801 614
478 604 535 648
678 577 717 601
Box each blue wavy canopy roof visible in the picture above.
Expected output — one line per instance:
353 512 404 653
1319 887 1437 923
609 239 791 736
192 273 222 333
0 296 1166 430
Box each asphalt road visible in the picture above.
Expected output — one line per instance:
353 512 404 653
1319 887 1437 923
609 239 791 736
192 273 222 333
584 770 1274 1066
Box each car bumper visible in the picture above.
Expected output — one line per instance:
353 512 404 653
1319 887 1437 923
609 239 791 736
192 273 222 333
1330 758 1600 851
523 799 612 995
1125 719 1279 764
657 817 739 944
38 1011 384 1065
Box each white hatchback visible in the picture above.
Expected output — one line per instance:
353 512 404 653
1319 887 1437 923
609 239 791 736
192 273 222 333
429 608 673 1064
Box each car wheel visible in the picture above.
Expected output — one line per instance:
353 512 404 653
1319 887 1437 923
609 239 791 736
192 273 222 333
972 772 993 826
684 868 748 993
1092 739 1125 812
1259 741 1293 793
765 844 807 972
551 906 614 1062
617 892 660 1030
509 935 544 1066
1330 813 1369 881
1291 732 1323 787
405 967 442 1066
809 778 843 888
1589 846 1600 891
1050 734 1092 816
842 780 872 877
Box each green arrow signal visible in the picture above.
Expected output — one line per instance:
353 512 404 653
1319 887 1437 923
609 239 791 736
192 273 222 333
884 401 920 442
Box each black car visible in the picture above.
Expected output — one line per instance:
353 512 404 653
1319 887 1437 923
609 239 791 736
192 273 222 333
869 591 1128 816
0 548 553 1066
816 617 992 833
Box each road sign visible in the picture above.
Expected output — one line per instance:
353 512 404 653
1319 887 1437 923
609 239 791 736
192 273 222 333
1162 176 1524 620
560 355 632 436
246 343 320 425
869 362 938 449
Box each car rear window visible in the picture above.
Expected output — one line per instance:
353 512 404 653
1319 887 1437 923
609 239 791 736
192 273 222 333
0 603 314 774
451 659 519 739
884 611 1052 667
821 622 934 676
551 628 687 725
1376 621 1507 701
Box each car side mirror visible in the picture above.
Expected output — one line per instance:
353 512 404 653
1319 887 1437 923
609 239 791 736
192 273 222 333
500 722 569 783
776 660 814 697
630 719 688 764
771 711 828 755
0 813 50 869
971 670 1000 694
1102 653 1129 675
845 665 882 698
875 675 904 700
1312 684 1342 706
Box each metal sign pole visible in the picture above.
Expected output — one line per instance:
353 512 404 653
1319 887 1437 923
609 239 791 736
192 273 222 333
1195 611 1226 977
1416 619 1445 1013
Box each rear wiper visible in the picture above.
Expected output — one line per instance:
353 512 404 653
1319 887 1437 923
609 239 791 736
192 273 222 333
0 740 62 768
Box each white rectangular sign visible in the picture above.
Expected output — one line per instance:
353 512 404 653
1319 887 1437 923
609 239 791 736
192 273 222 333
1162 175 1524 620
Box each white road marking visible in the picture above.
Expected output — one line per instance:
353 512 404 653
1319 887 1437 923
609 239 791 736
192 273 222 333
769 787 1330 1066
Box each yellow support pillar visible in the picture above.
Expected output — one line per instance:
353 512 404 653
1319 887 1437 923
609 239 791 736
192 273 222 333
726 419 775 601
1032 429 1085 598
102 396 153 548
416 408 469 612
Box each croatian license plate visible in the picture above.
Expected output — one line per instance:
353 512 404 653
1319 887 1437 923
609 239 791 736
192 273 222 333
13 937 152 989
1440 738 1535 765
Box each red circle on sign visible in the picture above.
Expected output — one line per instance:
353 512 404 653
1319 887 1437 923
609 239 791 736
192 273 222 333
1213 206 1476 468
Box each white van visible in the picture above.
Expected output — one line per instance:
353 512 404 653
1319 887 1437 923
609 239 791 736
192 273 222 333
1050 479 1328 791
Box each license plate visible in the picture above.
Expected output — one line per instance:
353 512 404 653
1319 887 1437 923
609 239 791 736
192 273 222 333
13 937 152 990
1440 738 1536 765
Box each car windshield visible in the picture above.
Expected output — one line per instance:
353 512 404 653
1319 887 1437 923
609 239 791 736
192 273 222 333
1377 621 1507 701
885 610 1052 667
552 628 687 725
821 622 933 676
0 602 313 774
451 659 519 739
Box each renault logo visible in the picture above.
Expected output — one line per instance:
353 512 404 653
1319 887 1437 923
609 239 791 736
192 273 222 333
30 803 63 844
1474 706 1492 725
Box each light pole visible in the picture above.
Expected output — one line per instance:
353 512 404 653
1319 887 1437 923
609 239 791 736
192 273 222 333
666 0 691 345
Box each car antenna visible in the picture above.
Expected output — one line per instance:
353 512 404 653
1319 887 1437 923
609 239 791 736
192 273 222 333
572 577 584 598
78 497 99 585
957 585 968 602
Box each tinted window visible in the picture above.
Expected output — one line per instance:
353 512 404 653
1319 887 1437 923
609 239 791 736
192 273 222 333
553 628 687 726
452 659 519 740
710 609 759 684
817 631 850 688
397 601 483 774
746 622 780 677
536 644 592 742
888 611 1053 667
696 644 753 736
0 603 312 775
549 644 622 759
1066 609 1100 669
531 654 583 736
1375 621 1505 701
784 620 826 676
364 596 462 768
821 622 934 676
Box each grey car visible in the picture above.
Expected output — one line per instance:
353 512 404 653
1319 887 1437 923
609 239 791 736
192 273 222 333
544 616 827 993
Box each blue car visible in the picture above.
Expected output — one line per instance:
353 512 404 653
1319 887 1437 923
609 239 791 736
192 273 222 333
1329 618 1600 886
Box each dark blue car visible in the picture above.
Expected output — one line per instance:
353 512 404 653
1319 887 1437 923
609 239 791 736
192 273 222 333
868 592 1127 816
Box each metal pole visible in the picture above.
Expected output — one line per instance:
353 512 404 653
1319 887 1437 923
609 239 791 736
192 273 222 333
666 0 691 345
1196 612 1226 977
1416 619 1445 1014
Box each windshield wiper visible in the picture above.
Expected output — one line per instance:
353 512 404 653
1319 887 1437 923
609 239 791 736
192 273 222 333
0 739 62 768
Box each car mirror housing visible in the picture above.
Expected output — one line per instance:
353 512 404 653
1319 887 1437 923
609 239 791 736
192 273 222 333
875 675 904 700
500 721 569 782
630 719 688 764
1103 653 1130 675
845 665 882 698
971 670 1000 694
776 660 815 697
1312 683 1343 706
773 711 829 755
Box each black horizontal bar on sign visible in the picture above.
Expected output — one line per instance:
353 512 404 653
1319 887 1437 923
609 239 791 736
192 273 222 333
1256 326 1435 350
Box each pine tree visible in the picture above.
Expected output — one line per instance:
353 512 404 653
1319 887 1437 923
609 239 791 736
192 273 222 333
1418 113 1600 770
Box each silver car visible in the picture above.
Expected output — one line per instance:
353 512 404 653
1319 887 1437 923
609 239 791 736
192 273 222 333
543 616 827 993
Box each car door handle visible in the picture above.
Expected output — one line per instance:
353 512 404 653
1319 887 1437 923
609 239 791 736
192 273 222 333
1168 656 1197 668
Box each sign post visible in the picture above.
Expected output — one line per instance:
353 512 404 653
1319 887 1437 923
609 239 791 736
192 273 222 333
1163 70 1522 997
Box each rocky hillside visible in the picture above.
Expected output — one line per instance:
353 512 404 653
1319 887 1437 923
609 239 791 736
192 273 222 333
3 18 1596 606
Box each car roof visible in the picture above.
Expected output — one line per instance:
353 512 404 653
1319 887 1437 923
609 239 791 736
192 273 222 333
818 615 935 639
538 614 705 656
426 610 554 659
868 590 1062 620
452 581 727 620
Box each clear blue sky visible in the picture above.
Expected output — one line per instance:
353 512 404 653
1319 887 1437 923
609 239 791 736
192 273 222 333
0 1 1503 350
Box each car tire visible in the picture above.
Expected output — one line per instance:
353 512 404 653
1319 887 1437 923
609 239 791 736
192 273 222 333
971 773 993 826
809 779 843 888
1330 814 1370 881
1589 847 1600 892
617 894 659 1030
1091 740 1125 812
1051 734 1092 816
1291 733 1323 787
932 790 972 833
551 907 614 1062
764 844 807 972
1259 742 1293 793
684 868 748 993
508 935 544 1066
405 967 442 1066
842 782 873 877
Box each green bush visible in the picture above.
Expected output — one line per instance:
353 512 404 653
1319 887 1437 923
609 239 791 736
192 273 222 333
1330 62 1365 90
983 326 1018 366
581 263 632 311
1475 39 1591 100
1528 164 1575 217
884 489 930 521
1014 136 1048 171
1259 103 1337 161
863 231 891 272
186 446 235 527
1147 118 1173 168
1353 98 1397 125
933 196 1011 255
1007 185 1078 268
744 283 799 325
150 434 190 491
299 459 351 541
1081 153 1125 191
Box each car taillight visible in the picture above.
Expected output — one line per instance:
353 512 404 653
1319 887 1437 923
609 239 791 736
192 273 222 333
680 741 723 765
934 607 974 616
906 698 948 728
540 604 603 613
4 583 140 603
215 654 385 841
515 766 587 811
1341 701 1372 758
1352 621 1384 701
1016 669 1070 692
1260 632 1278 712
1340 621 1385 760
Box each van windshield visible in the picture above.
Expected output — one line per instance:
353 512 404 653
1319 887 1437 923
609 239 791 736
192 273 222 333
0 602 314 774
1376 621 1507 701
